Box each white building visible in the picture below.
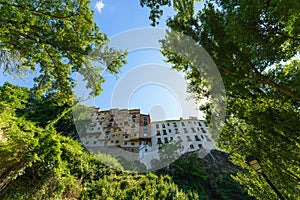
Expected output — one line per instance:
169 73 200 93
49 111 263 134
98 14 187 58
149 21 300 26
151 117 210 151
80 108 213 171
138 117 213 169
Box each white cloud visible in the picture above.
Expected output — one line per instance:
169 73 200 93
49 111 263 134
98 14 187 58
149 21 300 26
95 1 105 13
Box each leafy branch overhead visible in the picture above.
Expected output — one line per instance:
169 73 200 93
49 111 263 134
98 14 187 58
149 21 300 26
140 0 200 26
0 0 126 104
141 0 300 199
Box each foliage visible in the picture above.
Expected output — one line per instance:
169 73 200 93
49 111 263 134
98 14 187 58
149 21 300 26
153 140 184 170
0 0 126 105
141 0 300 199
158 153 209 199
157 151 253 200
140 0 200 26
117 157 148 173
83 173 194 200
0 83 196 199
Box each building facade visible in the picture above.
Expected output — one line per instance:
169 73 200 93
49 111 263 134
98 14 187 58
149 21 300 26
80 108 213 169
149 117 211 152
80 108 152 153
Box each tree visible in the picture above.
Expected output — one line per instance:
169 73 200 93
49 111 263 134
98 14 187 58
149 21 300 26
140 0 200 26
141 0 300 199
0 0 126 105
0 83 196 199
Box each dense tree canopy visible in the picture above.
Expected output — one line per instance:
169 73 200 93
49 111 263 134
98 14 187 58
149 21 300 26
0 0 126 105
141 0 300 199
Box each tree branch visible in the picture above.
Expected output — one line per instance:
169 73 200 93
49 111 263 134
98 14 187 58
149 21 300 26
217 65 300 101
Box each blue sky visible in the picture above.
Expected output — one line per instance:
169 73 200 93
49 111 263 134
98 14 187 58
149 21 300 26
0 0 204 121
88 0 203 120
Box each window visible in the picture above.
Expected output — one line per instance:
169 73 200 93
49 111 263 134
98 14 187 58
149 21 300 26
183 128 188 133
191 127 195 133
164 137 169 143
190 144 194 149
201 128 206 133
163 130 167 135
124 142 127 145
157 138 162 144
181 122 185 126
167 123 170 126
156 130 161 136
144 116 147 120
124 135 129 138
198 144 202 149
195 135 201 141
144 133 147 137
175 128 179 134
162 124 166 128
170 137 173 141
143 126 147 130
156 124 159 129
173 122 177 127
131 142 135 145
116 140 119 144
168 129 171 133
186 136 191 141
201 135 204 139
145 149 148 152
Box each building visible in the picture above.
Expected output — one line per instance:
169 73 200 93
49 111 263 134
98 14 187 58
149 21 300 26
80 108 213 170
150 117 211 153
80 108 152 153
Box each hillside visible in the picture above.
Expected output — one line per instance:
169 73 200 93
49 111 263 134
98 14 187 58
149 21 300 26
156 150 254 200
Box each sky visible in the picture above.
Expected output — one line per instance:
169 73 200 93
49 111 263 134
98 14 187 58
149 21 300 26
87 0 204 120
0 0 204 121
